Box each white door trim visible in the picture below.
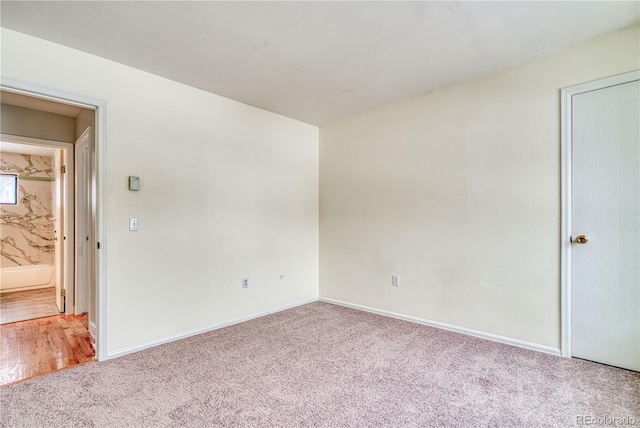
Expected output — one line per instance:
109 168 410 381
75 127 91 316
1 78 109 362
560 70 640 358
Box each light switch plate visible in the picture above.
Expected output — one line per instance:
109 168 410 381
129 217 139 231
128 176 140 191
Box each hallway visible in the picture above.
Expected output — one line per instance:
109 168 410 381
0 314 95 386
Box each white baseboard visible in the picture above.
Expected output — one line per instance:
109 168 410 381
320 297 562 357
106 298 319 360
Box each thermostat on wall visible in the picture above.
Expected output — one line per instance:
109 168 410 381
128 176 140 191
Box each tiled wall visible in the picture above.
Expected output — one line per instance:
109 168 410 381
0 152 54 267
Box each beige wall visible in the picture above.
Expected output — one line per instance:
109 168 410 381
75 108 95 139
320 26 639 350
1 104 76 142
3 23 637 357
1 28 319 355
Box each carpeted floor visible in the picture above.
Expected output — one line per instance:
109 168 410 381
0 302 638 427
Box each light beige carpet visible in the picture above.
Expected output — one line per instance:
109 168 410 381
1 302 638 427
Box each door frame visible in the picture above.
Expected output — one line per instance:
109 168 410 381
560 70 640 358
54 143 73 314
1 78 108 362
53 147 69 313
75 127 91 316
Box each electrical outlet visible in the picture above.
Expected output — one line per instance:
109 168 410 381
392 275 400 286
242 278 249 289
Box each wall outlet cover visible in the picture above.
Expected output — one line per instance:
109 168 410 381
129 217 139 231
128 176 140 191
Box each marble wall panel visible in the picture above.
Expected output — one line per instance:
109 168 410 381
1 152 54 267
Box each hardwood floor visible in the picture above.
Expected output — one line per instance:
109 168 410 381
0 287 61 324
0 314 95 386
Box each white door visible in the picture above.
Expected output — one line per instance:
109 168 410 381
75 128 91 315
54 149 65 313
571 78 639 371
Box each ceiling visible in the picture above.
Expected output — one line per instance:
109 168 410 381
0 141 57 157
1 1 638 126
1 90 83 118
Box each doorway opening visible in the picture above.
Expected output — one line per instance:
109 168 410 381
0 140 68 323
0 85 104 384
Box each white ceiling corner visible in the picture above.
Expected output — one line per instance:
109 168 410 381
1 1 638 126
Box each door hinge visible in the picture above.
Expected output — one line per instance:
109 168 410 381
61 289 66 297
61 165 66 173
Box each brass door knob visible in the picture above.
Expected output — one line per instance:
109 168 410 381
574 235 589 244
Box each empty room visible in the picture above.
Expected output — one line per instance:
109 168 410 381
0 1 638 427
